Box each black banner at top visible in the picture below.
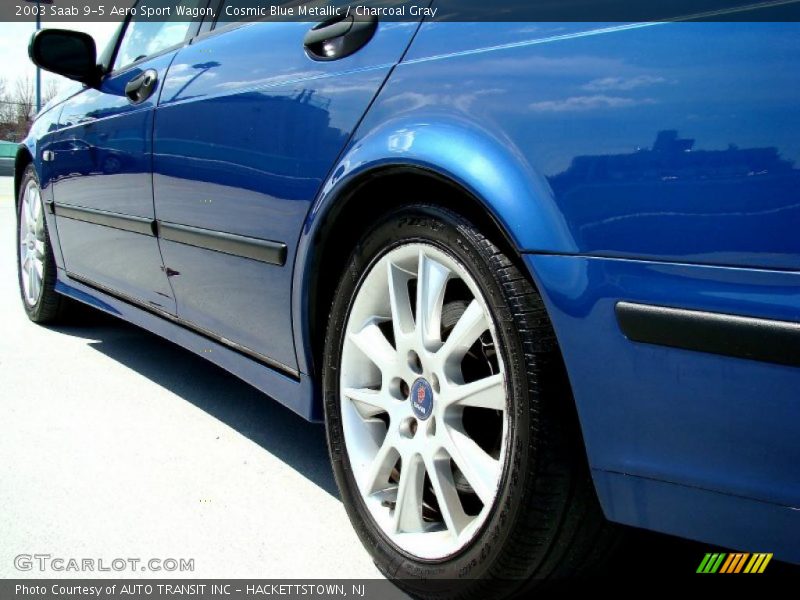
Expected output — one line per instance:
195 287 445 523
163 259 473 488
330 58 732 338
4 0 800 23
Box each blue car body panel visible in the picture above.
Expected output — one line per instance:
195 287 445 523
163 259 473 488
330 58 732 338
50 52 180 312
151 20 422 370
18 4 800 563
326 20 800 269
529 255 800 557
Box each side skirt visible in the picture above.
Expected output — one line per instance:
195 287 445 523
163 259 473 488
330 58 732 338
54 270 319 422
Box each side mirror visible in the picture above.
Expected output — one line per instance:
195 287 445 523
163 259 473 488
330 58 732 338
28 29 101 87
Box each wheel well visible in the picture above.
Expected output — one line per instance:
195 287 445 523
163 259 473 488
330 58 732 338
306 166 524 381
14 148 33 207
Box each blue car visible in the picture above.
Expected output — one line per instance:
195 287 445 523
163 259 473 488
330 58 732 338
16 1 799 593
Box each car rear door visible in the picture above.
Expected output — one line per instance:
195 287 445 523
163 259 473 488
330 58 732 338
50 1 208 313
152 2 424 373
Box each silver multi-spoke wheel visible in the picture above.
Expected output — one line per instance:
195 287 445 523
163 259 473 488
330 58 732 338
340 243 508 560
329 207 617 589
19 179 46 307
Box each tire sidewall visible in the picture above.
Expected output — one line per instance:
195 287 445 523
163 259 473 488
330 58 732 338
323 205 533 583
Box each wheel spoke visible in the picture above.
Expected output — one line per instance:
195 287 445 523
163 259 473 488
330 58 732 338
19 205 29 234
387 261 415 344
393 453 426 533
23 190 31 222
32 190 42 222
34 240 45 258
425 454 470 536
20 256 29 289
28 262 39 300
361 434 398 494
348 319 396 374
437 299 488 364
445 426 500 506
445 373 505 410
26 188 37 224
342 387 392 419
416 251 451 349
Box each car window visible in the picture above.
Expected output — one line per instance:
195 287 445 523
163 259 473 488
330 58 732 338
99 21 125 71
113 0 206 70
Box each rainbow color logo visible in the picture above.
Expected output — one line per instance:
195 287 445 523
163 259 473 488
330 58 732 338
697 552 773 574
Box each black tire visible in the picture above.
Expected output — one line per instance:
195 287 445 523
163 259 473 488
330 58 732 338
16 165 69 324
323 205 619 598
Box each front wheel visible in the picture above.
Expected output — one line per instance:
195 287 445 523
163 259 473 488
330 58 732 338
16 165 68 323
323 205 617 597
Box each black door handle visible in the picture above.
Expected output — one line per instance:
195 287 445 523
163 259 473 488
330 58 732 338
125 69 158 104
304 14 378 61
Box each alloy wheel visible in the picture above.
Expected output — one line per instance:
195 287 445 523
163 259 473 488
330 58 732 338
340 243 509 560
19 179 45 307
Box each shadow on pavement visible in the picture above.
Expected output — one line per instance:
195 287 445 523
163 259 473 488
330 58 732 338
47 306 339 497
47 307 800 578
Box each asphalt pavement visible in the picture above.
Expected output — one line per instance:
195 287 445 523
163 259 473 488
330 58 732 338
0 176 382 579
1 175 796 582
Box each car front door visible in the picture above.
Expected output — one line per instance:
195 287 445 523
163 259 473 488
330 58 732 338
51 1 208 313
152 2 424 373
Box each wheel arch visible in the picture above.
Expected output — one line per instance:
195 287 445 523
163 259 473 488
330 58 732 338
14 145 34 208
297 165 524 386
292 119 579 421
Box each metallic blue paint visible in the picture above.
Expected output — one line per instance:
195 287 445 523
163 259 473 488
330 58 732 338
527 255 800 513
331 20 800 269
19 10 800 563
151 20 422 369
594 471 800 563
50 52 180 312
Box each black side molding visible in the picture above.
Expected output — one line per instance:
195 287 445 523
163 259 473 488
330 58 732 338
55 204 154 236
54 205 287 266
159 222 287 266
616 302 800 368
